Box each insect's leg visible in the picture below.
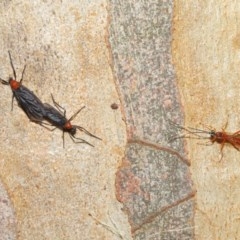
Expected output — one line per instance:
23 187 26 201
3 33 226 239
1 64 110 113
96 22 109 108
75 125 102 140
8 51 17 80
62 131 65 148
51 93 66 116
20 65 27 84
232 144 240 151
11 94 15 111
40 124 57 131
42 125 56 131
220 141 226 151
217 141 227 162
69 134 94 147
233 130 240 136
0 78 9 85
229 142 240 151
220 121 228 134
213 147 224 162
223 121 228 130
218 152 224 162
68 106 85 122
33 120 57 131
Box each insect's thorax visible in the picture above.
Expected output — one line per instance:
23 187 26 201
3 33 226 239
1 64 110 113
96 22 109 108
63 122 75 135
210 131 225 144
9 78 20 90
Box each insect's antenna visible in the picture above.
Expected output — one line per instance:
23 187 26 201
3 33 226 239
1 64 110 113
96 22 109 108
8 51 17 80
169 134 210 142
0 78 9 85
168 120 213 143
68 106 86 122
75 125 102 140
168 120 212 135
69 134 95 147
20 65 27 84
11 94 15 111
182 127 212 135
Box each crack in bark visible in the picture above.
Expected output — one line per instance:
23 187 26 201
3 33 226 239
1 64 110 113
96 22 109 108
128 138 190 166
132 190 196 233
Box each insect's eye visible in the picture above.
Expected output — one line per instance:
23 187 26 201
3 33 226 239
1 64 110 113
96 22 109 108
210 130 216 138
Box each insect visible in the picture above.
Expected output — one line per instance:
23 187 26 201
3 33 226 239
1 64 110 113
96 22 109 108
43 94 102 147
0 51 46 123
170 121 240 153
190 128 240 151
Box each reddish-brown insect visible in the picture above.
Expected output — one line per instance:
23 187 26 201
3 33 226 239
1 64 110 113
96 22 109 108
207 129 240 151
169 121 240 152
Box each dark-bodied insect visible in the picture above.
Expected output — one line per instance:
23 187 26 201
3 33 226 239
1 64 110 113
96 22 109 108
0 51 46 123
169 120 240 152
43 94 102 147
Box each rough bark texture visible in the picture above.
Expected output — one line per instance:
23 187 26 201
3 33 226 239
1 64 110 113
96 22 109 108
109 0 195 239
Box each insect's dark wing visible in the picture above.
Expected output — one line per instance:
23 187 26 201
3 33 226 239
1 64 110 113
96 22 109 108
43 103 66 127
13 86 45 122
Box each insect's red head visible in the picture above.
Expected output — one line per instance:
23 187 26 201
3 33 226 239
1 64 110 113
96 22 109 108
9 77 20 90
210 130 224 144
64 122 76 135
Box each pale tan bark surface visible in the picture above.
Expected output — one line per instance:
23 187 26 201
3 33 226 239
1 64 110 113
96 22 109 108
0 1 131 239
